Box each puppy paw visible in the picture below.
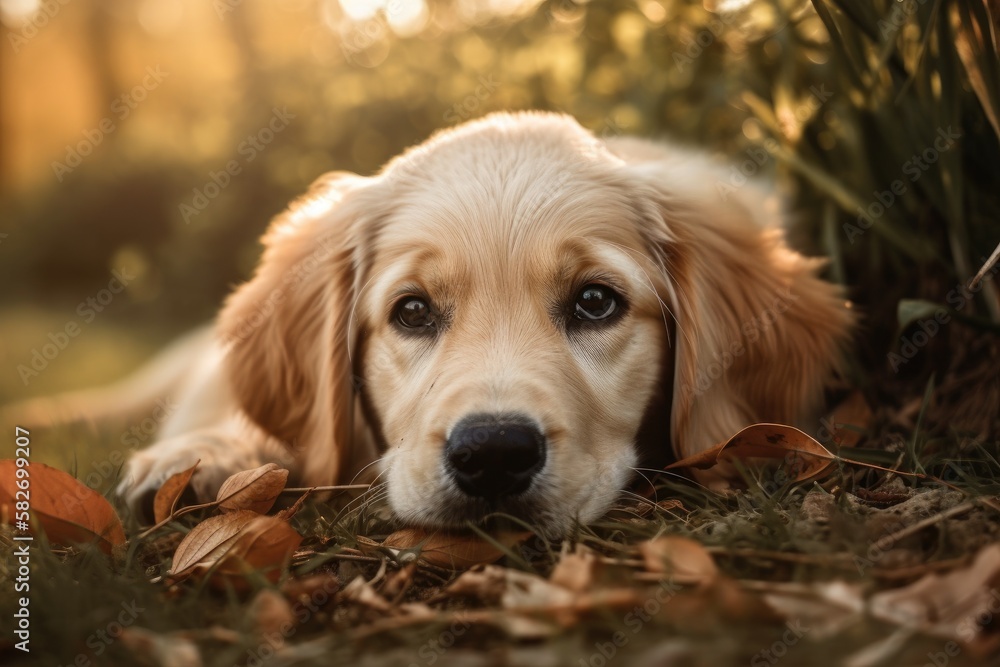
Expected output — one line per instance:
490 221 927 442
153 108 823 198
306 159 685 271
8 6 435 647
117 431 268 522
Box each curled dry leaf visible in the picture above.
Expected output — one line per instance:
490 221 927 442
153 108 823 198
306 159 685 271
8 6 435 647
445 565 509 604
216 463 289 514
665 423 835 484
153 461 200 524
340 575 393 612
0 460 125 554
380 528 532 570
169 509 302 582
639 535 719 586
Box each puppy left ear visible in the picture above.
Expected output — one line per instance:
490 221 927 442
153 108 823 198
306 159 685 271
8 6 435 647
622 152 854 461
216 172 372 487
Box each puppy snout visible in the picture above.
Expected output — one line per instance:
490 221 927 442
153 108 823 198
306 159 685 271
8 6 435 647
445 413 546 500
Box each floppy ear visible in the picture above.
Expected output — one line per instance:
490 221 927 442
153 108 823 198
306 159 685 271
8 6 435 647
216 172 371 487
623 152 854 461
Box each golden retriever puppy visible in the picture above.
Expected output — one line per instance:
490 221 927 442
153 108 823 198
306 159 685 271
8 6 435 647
34 112 853 536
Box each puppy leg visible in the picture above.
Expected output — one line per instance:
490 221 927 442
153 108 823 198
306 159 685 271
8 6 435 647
117 422 295 520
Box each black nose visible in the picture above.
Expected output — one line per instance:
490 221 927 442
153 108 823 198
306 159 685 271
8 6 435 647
445 413 546 500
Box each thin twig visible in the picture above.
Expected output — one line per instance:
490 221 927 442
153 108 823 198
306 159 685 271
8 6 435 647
280 484 372 494
880 500 979 545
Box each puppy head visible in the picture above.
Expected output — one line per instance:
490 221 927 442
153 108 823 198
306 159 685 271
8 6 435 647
218 112 852 537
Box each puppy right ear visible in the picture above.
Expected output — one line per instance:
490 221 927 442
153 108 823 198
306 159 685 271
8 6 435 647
215 172 371 486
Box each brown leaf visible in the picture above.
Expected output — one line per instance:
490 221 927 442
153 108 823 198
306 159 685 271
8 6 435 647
445 565 509 603
381 528 531 570
340 576 393 612
169 510 302 583
550 547 598 593
215 515 303 578
665 423 835 484
169 510 258 578
216 463 289 514
0 460 125 554
762 581 864 640
639 535 719 586
281 572 340 603
502 567 577 610
153 461 200 524
868 543 1000 652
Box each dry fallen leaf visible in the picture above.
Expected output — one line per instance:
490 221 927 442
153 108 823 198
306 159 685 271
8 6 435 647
445 565 509 603
214 515 303 579
380 528 531 569
340 575 394 612
0 460 125 554
665 423 835 484
170 511 256 578
868 543 1000 652
639 535 719 586
503 567 577 610
153 461 200 524
169 510 301 582
281 572 341 603
549 546 598 593
761 580 865 640
216 463 289 514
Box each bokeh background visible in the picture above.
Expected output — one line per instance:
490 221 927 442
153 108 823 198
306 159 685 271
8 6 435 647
1 0 998 466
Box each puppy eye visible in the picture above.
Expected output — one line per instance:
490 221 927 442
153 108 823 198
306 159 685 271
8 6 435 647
395 296 435 330
573 284 619 321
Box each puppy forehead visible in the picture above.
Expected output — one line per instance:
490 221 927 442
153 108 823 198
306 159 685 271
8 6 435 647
374 171 646 267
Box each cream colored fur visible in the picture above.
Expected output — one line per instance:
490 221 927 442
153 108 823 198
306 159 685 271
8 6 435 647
12 112 853 536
